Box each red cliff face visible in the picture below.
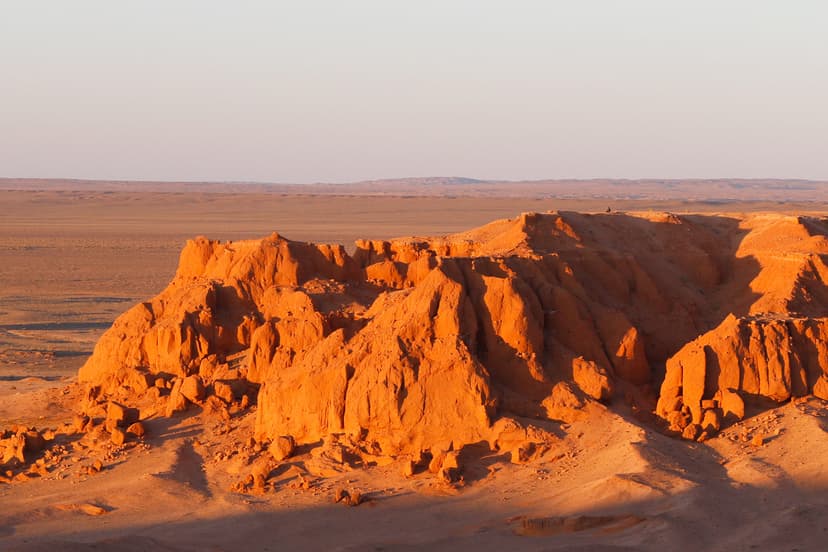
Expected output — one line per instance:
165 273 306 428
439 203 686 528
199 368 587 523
657 315 828 434
78 212 828 455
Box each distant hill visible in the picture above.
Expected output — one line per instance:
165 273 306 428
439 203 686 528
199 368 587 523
2 176 827 201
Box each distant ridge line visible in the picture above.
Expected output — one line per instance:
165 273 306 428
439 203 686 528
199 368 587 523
1 176 828 201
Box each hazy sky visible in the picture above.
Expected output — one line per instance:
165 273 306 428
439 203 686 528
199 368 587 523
1 1 826 182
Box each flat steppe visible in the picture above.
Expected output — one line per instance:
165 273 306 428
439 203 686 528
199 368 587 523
2 185 828 551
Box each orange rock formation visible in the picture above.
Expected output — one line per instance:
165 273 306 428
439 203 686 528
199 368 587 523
77 212 828 454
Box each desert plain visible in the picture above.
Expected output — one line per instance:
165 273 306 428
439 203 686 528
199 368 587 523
3 179 828 551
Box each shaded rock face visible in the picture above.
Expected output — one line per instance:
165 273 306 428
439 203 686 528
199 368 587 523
78 212 828 452
657 315 828 428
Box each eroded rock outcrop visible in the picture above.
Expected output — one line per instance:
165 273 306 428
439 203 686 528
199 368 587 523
78 212 828 457
657 314 828 435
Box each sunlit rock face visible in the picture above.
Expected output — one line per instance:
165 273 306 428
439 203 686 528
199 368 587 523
79 212 828 450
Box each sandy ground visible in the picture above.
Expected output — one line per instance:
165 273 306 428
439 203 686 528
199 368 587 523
3 189 828 551
3 382 828 551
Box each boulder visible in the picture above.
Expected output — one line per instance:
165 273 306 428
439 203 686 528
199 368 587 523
110 427 126 446
542 382 586 423
105 401 138 429
268 435 295 462
180 375 205 404
814 376 828 400
572 357 613 401
213 381 236 404
126 422 146 438
166 379 188 416
682 423 701 441
720 389 745 422
700 409 721 434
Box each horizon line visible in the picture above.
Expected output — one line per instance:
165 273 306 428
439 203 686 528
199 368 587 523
3 175 828 186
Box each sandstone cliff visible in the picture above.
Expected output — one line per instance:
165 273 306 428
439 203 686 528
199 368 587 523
77 212 828 456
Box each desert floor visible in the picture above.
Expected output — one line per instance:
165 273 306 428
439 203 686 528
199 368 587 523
2 189 828 551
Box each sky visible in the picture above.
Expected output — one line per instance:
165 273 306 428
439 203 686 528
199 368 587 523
1 1 827 183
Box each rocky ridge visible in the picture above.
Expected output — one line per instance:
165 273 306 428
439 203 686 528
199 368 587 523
7 211 827 486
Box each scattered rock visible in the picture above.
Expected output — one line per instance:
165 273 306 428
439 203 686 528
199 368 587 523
268 435 295 462
400 458 416 478
572 357 613 401
542 382 587 423
110 427 126 446
720 389 745 422
332 487 364 506
79 503 108 516
428 443 450 474
166 379 188 416
202 396 231 422
700 409 721 434
124 371 152 394
813 376 828 401
682 423 701 441
213 380 235 404
666 410 691 433
22 431 46 455
126 422 146 438
145 386 163 401
72 415 90 433
181 375 206 404
347 490 364 506
1 433 26 464
700 399 717 410
106 401 139 429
